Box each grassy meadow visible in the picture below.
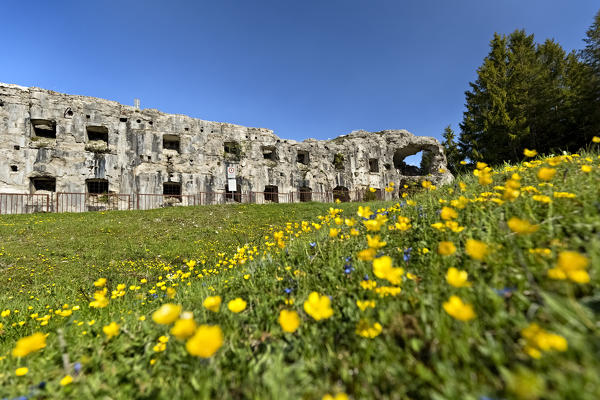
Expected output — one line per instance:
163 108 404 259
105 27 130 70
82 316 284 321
1 150 599 399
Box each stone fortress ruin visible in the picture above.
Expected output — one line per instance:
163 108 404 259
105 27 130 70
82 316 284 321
0 82 453 213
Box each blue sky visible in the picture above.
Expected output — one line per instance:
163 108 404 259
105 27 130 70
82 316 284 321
1 0 598 147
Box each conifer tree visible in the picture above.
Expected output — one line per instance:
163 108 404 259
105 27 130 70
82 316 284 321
441 125 461 173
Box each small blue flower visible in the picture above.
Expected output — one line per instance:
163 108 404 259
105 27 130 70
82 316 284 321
74 362 82 374
309 242 316 248
345 256 352 262
363 274 369 281
284 288 292 294
494 287 516 297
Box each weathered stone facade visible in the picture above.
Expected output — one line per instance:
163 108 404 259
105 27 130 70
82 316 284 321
0 82 452 206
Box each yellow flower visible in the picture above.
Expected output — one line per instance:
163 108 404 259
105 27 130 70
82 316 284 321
532 195 552 203
227 298 247 313
171 318 197 340
152 303 182 324
355 319 383 338
366 235 386 250
445 267 472 288
89 290 109 308
357 205 373 219
103 322 120 339
356 300 376 311
443 296 476 321
278 310 300 333
507 217 539 234
203 296 222 312
369 187 376 193
357 248 377 261
166 287 176 299
186 325 223 358
350 228 359 236
344 218 356 227
12 332 47 357
537 167 556 181
303 292 334 321
465 239 488 261
2 309 11 317
548 251 590 284
15 367 28 376
581 165 592 173
523 149 538 157
437 241 456 256
372 256 403 285
323 393 349 400
522 323 567 358
60 375 73 386
460 160 467 165
93 277 107 287
592 136 600 143
440 206 458 220
329 228 339 238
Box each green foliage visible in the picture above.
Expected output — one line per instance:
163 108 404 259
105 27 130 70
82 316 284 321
459 14 600 165
442 125 461 173
333 153 345 170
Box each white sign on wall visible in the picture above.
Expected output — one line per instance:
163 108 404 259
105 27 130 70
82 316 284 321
227 166 236 178
227 178 237 192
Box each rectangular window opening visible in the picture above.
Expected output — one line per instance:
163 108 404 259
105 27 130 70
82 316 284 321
369 158 379 173
86 179 109 194
31 177 56 192
163 135 181 152
297 150 309 165
31 119 56 139
262 146 277 161
163 182 182 197
87 126 109 143
264 185 279 203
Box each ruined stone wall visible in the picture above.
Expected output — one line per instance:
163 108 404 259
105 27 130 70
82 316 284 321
0 82 453 203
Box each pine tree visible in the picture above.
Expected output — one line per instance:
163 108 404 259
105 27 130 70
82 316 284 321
441 125 461 173
580 9 600 140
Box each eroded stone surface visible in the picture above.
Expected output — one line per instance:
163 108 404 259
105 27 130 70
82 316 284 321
0 82 453 203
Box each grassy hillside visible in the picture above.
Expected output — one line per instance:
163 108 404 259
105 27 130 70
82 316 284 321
0 150 599 399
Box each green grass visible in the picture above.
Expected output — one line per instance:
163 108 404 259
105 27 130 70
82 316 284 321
1 152 599 400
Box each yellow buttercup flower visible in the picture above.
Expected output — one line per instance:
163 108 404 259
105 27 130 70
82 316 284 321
103 322 120 339
581 165 592 173
366 235 386 250
437 241 456 256
592 136 600 143
152 303 182 324
15 367 28 376
507 217 539 234
227 298 247 313
443 296 476 321
445 267 472 288
355 319 383 338
440 206 458 220
537 167 556 181
329 228 339 238
303 292 333 321
323 393 349 400
372 256 403 285
171 317 197 340
93 277 107 287
12 332 47 357
548 251 590 284
356 300 376 311
203 296 222 312
186 325 223 358
465 239 488 261
278 310 300 333
523 149 537 157
60 375 73 386
357 206 373 219
521 323 567 358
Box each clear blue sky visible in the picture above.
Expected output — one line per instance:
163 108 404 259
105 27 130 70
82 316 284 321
1 0 598 144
